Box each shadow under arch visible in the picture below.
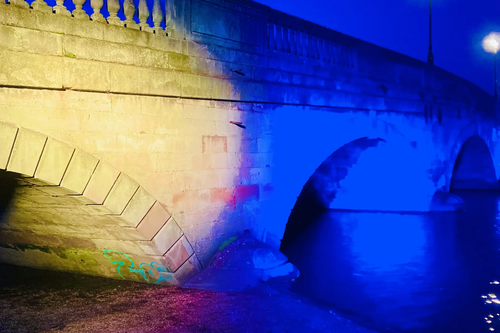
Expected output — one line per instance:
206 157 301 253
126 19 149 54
450 135 497 191
0 122 201 285
0 170 19 222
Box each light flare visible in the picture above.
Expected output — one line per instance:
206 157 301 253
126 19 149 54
482 32 500 54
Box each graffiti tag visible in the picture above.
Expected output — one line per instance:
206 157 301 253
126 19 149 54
103 249 172 283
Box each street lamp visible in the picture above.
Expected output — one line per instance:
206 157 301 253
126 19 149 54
482 32 500 99
427 0 434 65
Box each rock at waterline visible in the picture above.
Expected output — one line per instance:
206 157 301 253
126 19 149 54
184 234 300 291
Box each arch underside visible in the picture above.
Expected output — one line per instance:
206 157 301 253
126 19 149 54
0 122 201 285
450 136 497 191
281 137 434 248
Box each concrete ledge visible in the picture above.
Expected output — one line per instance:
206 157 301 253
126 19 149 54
61 149 99 194
7 128 47 176
0 122 18 169
35 138 75 185
83 161 120 205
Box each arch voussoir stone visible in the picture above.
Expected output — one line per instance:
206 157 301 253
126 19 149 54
0 121 200 285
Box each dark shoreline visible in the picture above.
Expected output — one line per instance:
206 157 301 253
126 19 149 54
0 263 381 333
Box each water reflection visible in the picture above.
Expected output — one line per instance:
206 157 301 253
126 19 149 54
282 192 500 333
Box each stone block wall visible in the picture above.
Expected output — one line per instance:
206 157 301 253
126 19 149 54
0 0 498 282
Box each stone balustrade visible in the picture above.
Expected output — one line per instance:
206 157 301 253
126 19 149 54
267 21 356 69
2 0 174 34
0 0 496 116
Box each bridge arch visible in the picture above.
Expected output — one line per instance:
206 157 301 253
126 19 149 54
259 112 436 248
450 136 497 191
446 125 498 192
0 121 200 285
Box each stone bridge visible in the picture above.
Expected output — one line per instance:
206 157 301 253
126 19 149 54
0 0 499 285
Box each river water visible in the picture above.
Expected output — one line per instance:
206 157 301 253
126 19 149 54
282 191 500 333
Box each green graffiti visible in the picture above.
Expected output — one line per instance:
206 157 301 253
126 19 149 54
103 249 172 283
219 236 238 251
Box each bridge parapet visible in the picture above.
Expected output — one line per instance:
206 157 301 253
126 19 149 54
0 0 496 117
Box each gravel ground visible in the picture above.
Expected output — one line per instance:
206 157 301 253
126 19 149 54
0 264 380 333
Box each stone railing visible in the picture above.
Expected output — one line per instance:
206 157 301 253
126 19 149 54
2 0 174 34
260 2 496 115
2 0 496 116
267 20 356 69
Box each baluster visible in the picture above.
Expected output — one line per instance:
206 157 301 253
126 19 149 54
165 0 174 33
282 26 290 54
314 36 321 60
107 0 122 25
138 0 152 31
348 48 356 68
289 29 297 56
152 0 163 34
73 0 89 19
311 36 317 60
307 35 315 59
8 0 29 8
123 0 139 29
31 0 52 13
318 38 325 61
302 32 308 58
275 24 283 53
295 30 303 57
53 0 71 16
90 0 106 22
307 35 313 59
268 22 277 52
345 48 351 67
323 40 332 63
331 43 338 64
333 44 340 65
341 46 349 67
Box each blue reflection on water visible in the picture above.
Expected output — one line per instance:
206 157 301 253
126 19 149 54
282 192 500 333
349 214 426 272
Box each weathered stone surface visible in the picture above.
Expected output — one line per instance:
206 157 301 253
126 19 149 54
152 217 183 255
169 254 203 286
0 0 498 288
0 122 18 169
7 128 47 176
63 58 111 92
83 162 121 205
136 201 171 240
35 138 75 185
104 173 140 214
0 50 63 88
120 187 156 227
0 25 63 56
163 235 194 272
61 150 99 194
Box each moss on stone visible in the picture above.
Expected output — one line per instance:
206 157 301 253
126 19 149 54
15 244 52 254
0 242 16 250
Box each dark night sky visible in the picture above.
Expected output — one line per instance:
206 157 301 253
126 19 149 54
253 0 500 96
